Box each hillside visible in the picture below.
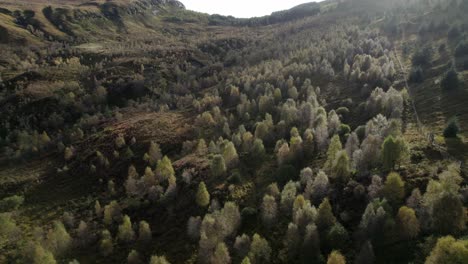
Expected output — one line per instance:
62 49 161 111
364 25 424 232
0 0 467 263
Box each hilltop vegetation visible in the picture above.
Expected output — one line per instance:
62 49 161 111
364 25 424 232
0 0 467 263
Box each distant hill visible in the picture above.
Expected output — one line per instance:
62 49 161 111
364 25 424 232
0 0 186 43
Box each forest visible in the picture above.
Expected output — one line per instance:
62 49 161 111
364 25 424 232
0 0 467 263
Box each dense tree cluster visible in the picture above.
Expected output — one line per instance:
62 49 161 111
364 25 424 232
0 0 466 263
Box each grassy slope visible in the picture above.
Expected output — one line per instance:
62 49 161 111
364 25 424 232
391 12 468 169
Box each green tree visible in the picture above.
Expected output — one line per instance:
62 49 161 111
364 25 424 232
0 213 19 248
95 201 102 217
32 243 56 264
276 142 291 166
326 223 349 251
338 124 351 140
223 142 239 169
382 172 405 208
248 234 271 264
331 150 351 185
143 166 156 187
441 68 459 91
99 229 113 256
317 198 336 231
412 46 433 67
382 136 398 171
280 181 297 214
261 195 278 228
285 222 300 260
103 201 121 225
396 206 420 240
274 88 282 103
196 182 210 207
301 223 321 262
122 147 134 159
327 250 346 264
196 139 208 155
290 133 303 161
211 155 227 177
251 139 266 161
115 134 126 148
127 250 141 264
255 122 269 141
325 135 343 171
138 220 152 243
303 129 315 158
432 193 465 235
425 236 468 264
409 66 424 83
382 136 409 171
241 257 251 264
145 141 162 166
211 242 231 264
234 234 251 260
150 255 171 264
156 156 175 182
64 147 74 161
46 221 71 256
40 131 51 147
118 215 135 243
355 240 375 264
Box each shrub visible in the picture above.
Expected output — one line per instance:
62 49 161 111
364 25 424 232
444 117 460 138
338 124 351 140
412 46 433 67
441 68 459 91
448 26 461 40
409 67 424 83
0 195 24 212
276 165 298 186
455 40 468 57
336 107 350 119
